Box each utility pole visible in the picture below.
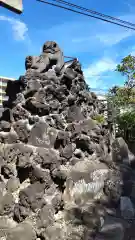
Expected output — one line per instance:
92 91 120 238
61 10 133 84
0 0 23 14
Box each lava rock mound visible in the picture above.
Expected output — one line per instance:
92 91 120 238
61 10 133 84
0 41 122 240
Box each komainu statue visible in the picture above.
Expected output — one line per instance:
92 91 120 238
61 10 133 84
25 41 64 73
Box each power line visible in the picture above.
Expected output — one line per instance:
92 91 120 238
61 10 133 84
52 0 135 28
37 0 135 31
84 75 114 77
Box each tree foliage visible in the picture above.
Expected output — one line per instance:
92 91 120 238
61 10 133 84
107 54 135 105
93 114 105 124
107 54 135 142
107 86 135 107
116 54 135 87
116 111 135 141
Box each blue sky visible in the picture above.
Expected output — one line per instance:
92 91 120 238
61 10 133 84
0 0 135 94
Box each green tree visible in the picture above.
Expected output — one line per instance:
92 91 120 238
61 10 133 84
107 54 135 106
116 54 135 88
116 111 135 141
106 55 135 142
107 86 135 107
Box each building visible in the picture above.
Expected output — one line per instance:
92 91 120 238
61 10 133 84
0 76 16 114
96 94 108 119
97 94 106 101
0 0 23 14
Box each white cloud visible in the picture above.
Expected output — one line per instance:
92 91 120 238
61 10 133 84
97 30 133 46
72 28 134 47
83 58 117 89
95 13 135 47
84 58 117 77
80 13 135 48
0 15 28 41
34 11 135 58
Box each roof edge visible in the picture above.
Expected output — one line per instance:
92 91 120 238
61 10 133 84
0 76 16 80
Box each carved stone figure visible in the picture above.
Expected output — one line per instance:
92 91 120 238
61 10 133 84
25 41 64 73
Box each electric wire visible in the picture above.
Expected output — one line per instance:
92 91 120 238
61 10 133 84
37 0 135 30
52 0 135 28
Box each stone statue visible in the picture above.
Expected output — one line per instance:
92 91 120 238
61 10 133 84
25 41 64 73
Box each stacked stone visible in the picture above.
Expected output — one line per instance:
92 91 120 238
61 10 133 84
0 41 123 240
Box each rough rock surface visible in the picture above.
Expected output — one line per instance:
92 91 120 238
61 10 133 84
0 41 135 239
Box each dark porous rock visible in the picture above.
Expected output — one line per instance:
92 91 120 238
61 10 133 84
39 147 59 168
104 170 123 204
36 205 55 231
25 98 50 116
0 40 129 239
28 121 57 148
51 192 63 212
4 79 25 107
0 216 17 237
95 215 125 240
13 93 26 105
19 182 46 211
7 222 36 240
56 85 69 97
69 119 97 141
12 105 31 121
14 203 31 222
122 180 133 197
0 182 6 197
0 120 11 132
29 167 52 185
49 100 60 112
6 177 20 192
51 114 65 130
67 94 76 106
25 79 42 98
32 147 59 168
40 225 62 240
66 105 85 123
1 164 17 178
80 119 97 134
4 145 29 167
28 115 39 125
0 130 18 144
33 88 47 103
60 143 76 159
54 130 70 149
0 192 14 216
70 156 83 165
51 167 67 189
112 137 129 164
75 134 95 154
74 148 84 159
0 108 14 122
13 120 31 143
128 150 135 168
64 66 77 81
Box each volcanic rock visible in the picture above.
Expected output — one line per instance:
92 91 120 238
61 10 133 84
0 40 133 239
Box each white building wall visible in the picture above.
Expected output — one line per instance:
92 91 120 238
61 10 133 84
0 76 15 109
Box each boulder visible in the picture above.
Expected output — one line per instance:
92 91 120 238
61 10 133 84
112 137 129 163
120 196 134 220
